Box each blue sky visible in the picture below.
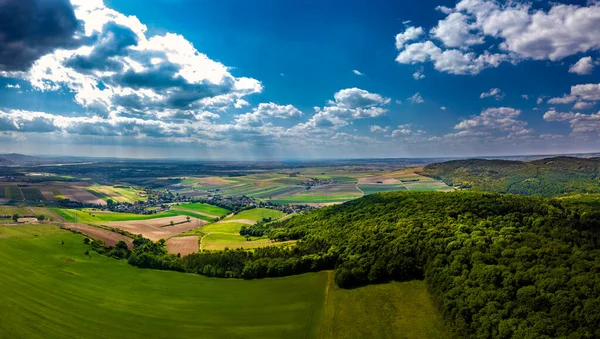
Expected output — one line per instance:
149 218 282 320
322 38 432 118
0 0 599 159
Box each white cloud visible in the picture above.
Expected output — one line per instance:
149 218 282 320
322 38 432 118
569 57 595 75
395 26 424 50
480 88 505 100
441 106 447 111
521 94 528 100
549 84 600 108
408 92 424 104
413 68 425 80
537 97 544 105
544 109 600 138
574 101 595 110
453 107 532 139
431 12 484 48
352 69 364 76
370 125 390 133
289 88 390 134
235 103 302 126
395 1 600 75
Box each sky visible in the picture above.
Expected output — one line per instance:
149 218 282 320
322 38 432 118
0 0 599 159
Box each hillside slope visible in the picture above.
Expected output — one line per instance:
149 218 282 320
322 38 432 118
420 156 600 196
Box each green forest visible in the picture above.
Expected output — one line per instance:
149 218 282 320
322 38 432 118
421 156 600 196
94 191 600 338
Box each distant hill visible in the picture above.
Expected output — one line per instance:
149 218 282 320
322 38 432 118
0 153 50 166
420 156 600 196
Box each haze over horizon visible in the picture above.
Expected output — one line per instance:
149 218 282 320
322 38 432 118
1 0 600 159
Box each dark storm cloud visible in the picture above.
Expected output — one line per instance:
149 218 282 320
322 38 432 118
65 23 138 73
0 0 80 71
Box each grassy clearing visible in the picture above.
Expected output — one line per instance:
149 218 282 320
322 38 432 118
0 225 328 339
358 184 407 195
174 203 230 217
319 279 450 339
225 208 285 223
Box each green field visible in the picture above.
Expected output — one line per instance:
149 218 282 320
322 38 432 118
202 222 247 234
225 208 285 222
53 209 181 223
0 225 327 338
319 279 450 339
358 184 407 195
174 202 230 217
203 233 265 243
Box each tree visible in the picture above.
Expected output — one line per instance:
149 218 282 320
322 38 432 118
170 220 175 227
83 238 91 245
12 213 19 222
186 216 190 223
37 214 46 221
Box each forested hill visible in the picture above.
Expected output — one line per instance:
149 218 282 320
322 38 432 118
116 191 600 337
420 156 600 196
270 192 600 338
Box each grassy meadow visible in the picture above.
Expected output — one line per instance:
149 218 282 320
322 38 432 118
0 224 450 338
0 225 327 339
319 279 450 339
225 208 285 222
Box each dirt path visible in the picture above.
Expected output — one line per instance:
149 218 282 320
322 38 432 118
400 180 411 191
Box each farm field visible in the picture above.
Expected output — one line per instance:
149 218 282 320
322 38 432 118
319 279 450 339
224 208 285 223
0 225 328 339
358 184 408 195
173 202 230 217
165 236 199 256
62 223 133 247
106 216 207 241
87 185 146 203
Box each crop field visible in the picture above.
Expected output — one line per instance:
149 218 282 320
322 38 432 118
319 279 449 339
403 181 452 191
0 225 329 339
21 188 45 201
55 209 182 223
0 206 61 221
224 208 285 223
173 202 230 217
106 216 207 241
56 187 106 205
1 186 24 201
62 223 133 247
165 236 199 256
87 185 146 203
358 184 408 195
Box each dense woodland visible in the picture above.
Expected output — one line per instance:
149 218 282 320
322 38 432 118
421 156 600 196
89 191 600 338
